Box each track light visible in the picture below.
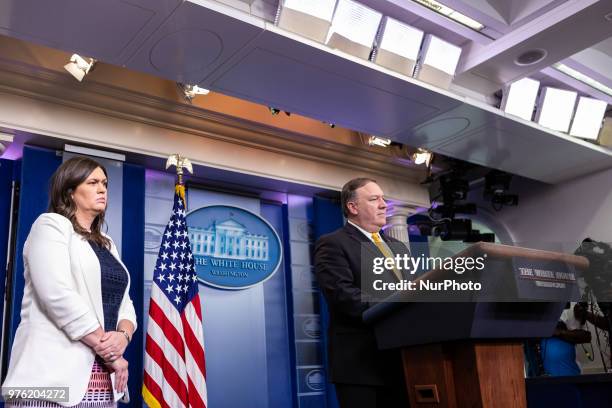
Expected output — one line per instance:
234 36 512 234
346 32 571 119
64 54 96 82
269 107 291 116
178 83 210 103
368 136 392 147
412 148 433 166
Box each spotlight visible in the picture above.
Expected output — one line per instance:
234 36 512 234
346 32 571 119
484 170 518 210
412 148 433 166
64 54 96 82
433 219 472 241
491 194 518 207
442 177 469 202
484 170 512 196
322 122 336 128
269 107 281 115
178 83 210 103
463 231 495 243
432 203 476 219
368 136 392 147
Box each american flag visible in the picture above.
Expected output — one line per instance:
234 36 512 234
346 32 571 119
143 187 207 408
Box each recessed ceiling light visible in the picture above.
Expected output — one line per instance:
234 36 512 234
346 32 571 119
514 49 547 66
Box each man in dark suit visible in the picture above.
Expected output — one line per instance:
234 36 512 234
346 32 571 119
314 177 410 408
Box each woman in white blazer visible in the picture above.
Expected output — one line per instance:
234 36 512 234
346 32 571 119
2 157 137 407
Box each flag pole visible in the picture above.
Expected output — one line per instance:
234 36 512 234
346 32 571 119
144 153 207 408
165 153 193 201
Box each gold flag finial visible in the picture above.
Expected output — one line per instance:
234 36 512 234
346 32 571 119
165 154 193 185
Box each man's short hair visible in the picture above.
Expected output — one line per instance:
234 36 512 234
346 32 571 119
341 177 377 218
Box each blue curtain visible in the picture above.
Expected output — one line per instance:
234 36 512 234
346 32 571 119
0 159 15 358
8 146 61 347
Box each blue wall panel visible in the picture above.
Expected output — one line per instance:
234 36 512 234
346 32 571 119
313 196 343 408
261 202 294 408
122 163 145 406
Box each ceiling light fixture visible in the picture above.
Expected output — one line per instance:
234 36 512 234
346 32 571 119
374 17 424 76
552 63 612 97
501 77 540 121
416 35 462 89
535 87 578 133
277 0 337 43
0 132 14 156
412 0 484 31
412 148 433 166
178 83 210 103
368 136 392 147
64 54 96 82
514 49 547 66
569 96 608 141
326 0 382 60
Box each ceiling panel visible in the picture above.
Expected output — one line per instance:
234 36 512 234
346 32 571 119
434 115 612 183
0 0 181 64
394 101 502 149
125 0 265 84
202 27 461 136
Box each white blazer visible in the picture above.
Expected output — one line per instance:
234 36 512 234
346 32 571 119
2 213 137 406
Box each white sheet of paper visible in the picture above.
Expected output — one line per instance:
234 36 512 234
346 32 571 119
110 372 125 402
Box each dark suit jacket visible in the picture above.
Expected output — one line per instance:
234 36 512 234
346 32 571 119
314 223 411 386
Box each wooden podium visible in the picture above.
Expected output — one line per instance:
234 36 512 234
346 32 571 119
363 243 589 408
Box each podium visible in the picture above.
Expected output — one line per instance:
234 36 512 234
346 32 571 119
363 243 589 408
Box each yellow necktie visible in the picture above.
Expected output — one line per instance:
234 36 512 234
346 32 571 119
371 232 402 281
